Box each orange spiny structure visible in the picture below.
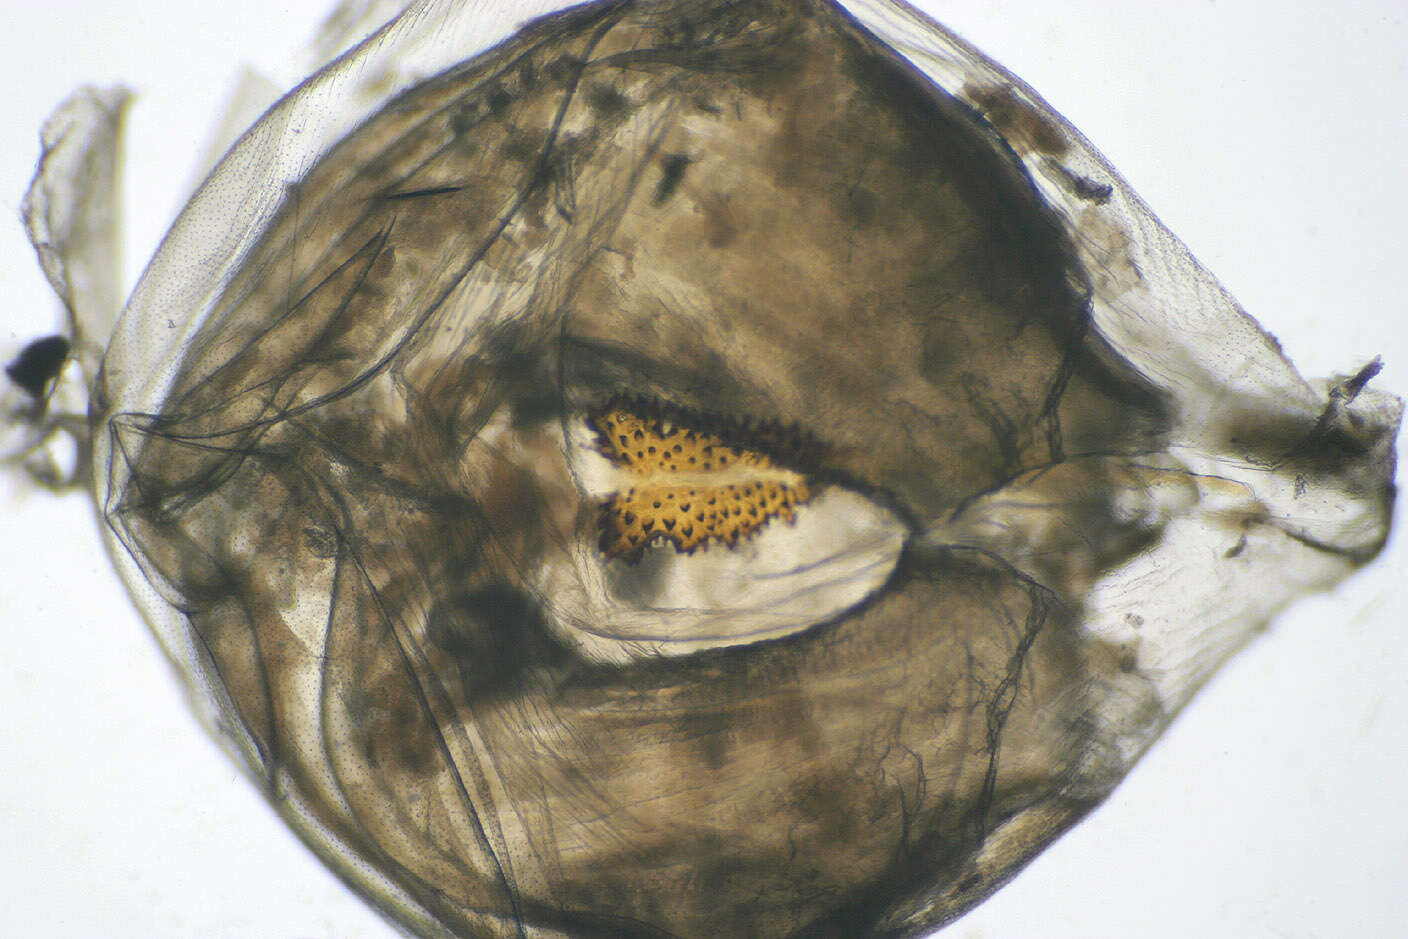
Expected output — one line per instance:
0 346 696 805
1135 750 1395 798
586 398 817 561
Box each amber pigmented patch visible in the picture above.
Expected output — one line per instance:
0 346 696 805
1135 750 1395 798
586 398 818 561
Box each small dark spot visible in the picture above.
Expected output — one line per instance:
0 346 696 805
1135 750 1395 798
1070 174 1113 204
5 335 69 398
585 83 627 117
653 153 692 205
1045 158 1114 204
425 586 566 701
487 84 513 114
449 100 484 136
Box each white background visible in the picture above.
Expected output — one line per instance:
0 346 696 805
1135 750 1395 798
1 1 1403 936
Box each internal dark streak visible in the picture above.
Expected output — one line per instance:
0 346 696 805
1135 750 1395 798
381 185 469 201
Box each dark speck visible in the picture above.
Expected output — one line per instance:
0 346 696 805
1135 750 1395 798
5 335 69 399
653 153 692 205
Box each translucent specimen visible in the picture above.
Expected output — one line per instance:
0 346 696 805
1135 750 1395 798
8 1 1400 937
